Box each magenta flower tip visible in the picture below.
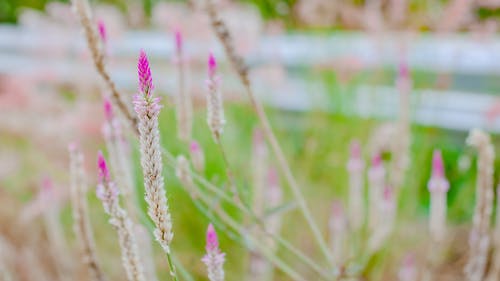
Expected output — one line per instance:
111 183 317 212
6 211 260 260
103 97 113 121
190 141 200 152
206 223 219 251
398 60 409 80
208 52 217 78
383 185 393 201
138 49 154 96
175 28 182 52
97 151 109 183
349 140 361 158
432 149 445 178
41 176 53 192
371 153 382 167
97 19 106 43
68 141 79 152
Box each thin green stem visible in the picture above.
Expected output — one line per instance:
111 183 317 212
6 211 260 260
163 149 330 279
166 252 179 281
193 187 306 281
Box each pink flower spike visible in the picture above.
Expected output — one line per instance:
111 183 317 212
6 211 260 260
383 185 394 202
138 49 154 96
350 140 361 159
41 176 54 193
206 223 219 252
175 28 182 53
398 59 409 80
97 19 107 43
97 151 110 183
371 153 382 167
208 52 217 78
103 97 113 121
68 141 79 152
190 141 200 152
432 149 445 179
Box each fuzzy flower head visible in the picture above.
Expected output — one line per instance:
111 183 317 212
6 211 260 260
97 150 110 183
97 19 107 43
398 60 409 81
398 253 417 281
206 224 219 252
368 152 385 181
431 150 445 179
396 58 412 94
189 140 205 172
202 223 225 281
41 176 54 193
206 52 225 140
96 151 119 213
190 141 201 153
428 149 450 193
347 140 363 172
138 50 154 96
372 153 382 168
175 28 182 53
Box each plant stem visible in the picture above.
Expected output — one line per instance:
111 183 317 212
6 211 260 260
166 252 179 281
243 84 334 266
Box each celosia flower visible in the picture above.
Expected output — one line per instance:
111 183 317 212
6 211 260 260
347 140 363 172
428 150 449 193
189 140 205 172
133 50 173 255
97 151 110 184
175 28 182 54
202 224 225 281
138 50 154 96
398 253 417 281
428 149 449 242
96 151 118 213
95 152 146 281
206 53 225 140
